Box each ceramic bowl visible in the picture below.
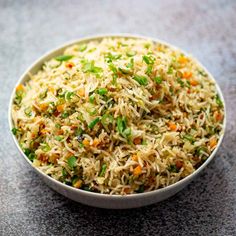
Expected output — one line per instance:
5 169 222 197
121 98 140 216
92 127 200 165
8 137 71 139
8 34 226 209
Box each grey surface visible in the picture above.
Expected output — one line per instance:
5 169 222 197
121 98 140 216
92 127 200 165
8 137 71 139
0 0 236 235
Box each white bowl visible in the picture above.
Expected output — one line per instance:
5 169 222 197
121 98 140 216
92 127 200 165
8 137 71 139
8 34 226 209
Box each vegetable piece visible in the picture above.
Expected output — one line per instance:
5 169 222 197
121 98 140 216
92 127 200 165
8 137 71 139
196 146 207 155
168 164 179 173
79 44 87 52
183 134 195 143
24 148 35 161
209 137 217 148
214 111 223 122
216 95 223 107
61 112 69 119
101 114 113 131
132 155 138 161
183 71 192 79
108 63 118 84
97 88 108 96
24 107 32 117
68 156 77 169
73 179 82 188
88 117 100 129
39 103 49 112
82 139 90 147
82 60 103 74
117 116 126 134
55 136 63 141
16 84 24 92
190 79 198 86
99 164 107 177
56 104 65 112
62 168 68 177
126 51 136 57
133 75 148 86
177 78 185 87
154 76 162 84
89 94 95 103
118 67 131 75
126 58 134 69
167 66 173 74
65 91 74 100
133 165 142 176
11 127 18 135
178 56 188 64
136 185 144 193
105 53 121 63
77 88 85 97
168 122 177 131
65 62 75 69
55 55 73 61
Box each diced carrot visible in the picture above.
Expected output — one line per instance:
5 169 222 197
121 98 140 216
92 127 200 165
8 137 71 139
39 103 48 112
66 62 75 69
82 139 90 147
73 179 82 188
133 165 142 176
183 71 192 79
77 88 85 97
16 84 24 91
56 104 65 112
187 89 191 94
214 111 223 122
168 122 177 131
132 155 138 162
92 138 100 147
209 137 217 148
175 160 183 169
190 79 198 86
133 137 142 145
178 56 188 64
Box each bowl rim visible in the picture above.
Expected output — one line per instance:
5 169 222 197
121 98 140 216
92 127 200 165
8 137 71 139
8 33 227 200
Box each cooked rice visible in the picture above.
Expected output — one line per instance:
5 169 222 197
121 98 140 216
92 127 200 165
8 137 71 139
11 37 224 194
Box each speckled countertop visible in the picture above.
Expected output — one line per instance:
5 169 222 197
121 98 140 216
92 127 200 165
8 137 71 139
0 0 236 235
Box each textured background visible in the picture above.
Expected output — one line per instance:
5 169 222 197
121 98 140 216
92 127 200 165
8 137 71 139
0 0 236 235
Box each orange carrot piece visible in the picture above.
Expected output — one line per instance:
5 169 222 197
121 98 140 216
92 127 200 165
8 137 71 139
16 84 24 91
82 139 90 147
39 103 48 111
77 88 85 97
209 137 217 148
190 79 198 86
133 165 142 176
214 111 223 122
73 180 82 188
178 56 188 64
56 104 65 112
66 62 75 69
132 155 138 162
183 71 192 79
168 122 177 131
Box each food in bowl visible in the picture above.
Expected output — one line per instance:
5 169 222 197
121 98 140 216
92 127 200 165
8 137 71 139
11 37 224 195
